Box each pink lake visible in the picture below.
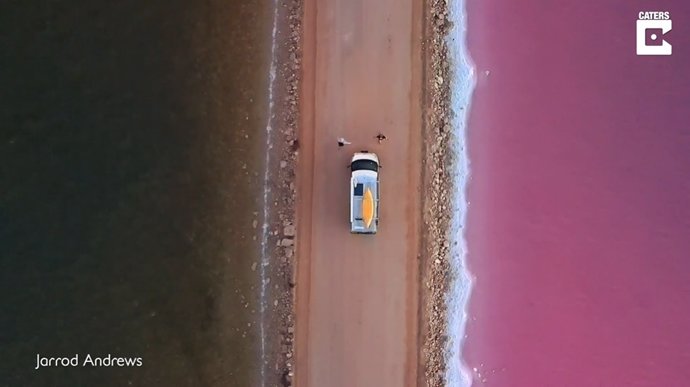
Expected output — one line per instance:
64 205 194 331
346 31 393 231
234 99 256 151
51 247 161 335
463 0 690 385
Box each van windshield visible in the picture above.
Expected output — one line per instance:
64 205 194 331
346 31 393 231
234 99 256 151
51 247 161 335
351 159 378 172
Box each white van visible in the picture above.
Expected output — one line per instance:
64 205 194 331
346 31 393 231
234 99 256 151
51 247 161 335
349 151 380 234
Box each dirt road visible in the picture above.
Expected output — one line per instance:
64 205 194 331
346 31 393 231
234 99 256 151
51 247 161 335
294 0 424 385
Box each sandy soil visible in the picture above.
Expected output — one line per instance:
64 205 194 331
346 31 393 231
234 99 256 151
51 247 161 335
292 0 425 386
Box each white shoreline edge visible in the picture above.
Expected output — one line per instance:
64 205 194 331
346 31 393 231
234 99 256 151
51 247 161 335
260 1 280 386
446 0 477 385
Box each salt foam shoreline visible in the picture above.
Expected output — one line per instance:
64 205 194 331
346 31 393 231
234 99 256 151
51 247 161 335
445 0 476 385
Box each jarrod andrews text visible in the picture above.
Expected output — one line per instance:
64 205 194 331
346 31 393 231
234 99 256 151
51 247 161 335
35 354 143 370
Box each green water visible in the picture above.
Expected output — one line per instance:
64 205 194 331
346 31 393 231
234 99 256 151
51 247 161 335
0 1 272 385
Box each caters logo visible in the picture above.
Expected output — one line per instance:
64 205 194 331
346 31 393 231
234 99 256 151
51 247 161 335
637 11 672 56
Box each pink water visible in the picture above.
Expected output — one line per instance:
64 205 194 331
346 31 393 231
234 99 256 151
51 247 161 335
464 1 690 385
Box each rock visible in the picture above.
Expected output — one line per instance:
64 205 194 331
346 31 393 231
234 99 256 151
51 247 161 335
252 219 258 228
280 160 288 168
283 224 296 237
287 326 295 334
280 238 294 247
251 262 257 271
285 247 294 258
282 370 293 386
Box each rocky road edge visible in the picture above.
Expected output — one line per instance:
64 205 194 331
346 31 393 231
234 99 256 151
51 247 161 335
420 0 454 386
265 0 302 386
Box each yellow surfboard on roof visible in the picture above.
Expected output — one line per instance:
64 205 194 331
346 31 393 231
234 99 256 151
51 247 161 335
362 188 375 228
